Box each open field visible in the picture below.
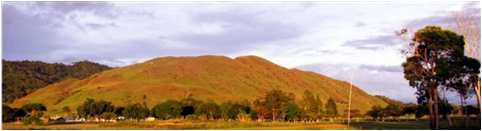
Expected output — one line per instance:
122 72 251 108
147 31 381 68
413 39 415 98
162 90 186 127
3 118 480 130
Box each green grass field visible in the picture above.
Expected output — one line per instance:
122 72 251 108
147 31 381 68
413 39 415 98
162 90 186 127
3 118 480 130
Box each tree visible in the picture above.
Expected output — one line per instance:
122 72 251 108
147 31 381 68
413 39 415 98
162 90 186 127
76 98 115 119
402 26 465 129
152 100 182 120
438 99 455 126
325 98 338 117
99 112 117 121
123 103 150 121
179 95 201 118
367 106 384 121
253 89 295 121
415 104 429 119
13 108 27 122
3 104 16 122
402 104 417 116
62 106 71 115
114 106 125 117
196 101 221 120
219 101 253 120
384 104 403 119
302 90 322 120
21 103 47 117
220 101 242 120
463 105 480 116
283 102 301 121
2 60 110 103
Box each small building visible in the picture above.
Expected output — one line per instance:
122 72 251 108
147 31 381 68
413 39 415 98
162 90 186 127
145 117 155 121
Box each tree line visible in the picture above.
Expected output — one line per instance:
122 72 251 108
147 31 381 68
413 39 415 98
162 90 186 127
366 101 479 122
2 60 111 103
3 89 344 124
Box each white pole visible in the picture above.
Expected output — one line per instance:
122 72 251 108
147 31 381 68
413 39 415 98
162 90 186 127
347 70 353 128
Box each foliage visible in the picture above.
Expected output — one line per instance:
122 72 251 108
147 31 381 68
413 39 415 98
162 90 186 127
384 104 403 118
22 115 42 126
463 105 480 116
283 102 301 121
114 106 125 117
325 98 338 116
2 60 111 103
402 26 466 129
3 104 16 122
367 106 384 121
367 104 406 120
220 101 248 120
415 104 429 119
253 89 296 121
21 103 47 117
152 100 182 120
100 112 117 120
123 103 150 120
196 101 221 120
302 90 322 119
77 98 115 119
402 104 417 115
179 95 202 118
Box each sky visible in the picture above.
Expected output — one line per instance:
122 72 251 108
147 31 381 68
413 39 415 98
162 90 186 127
2 1 481 103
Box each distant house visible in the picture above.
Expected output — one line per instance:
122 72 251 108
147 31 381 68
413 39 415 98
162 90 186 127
145 117 155 121
117 116 126 120
64 116 80 123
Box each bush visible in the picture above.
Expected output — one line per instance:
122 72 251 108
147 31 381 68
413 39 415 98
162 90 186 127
123 103 150 121
152 100 182 120
196 101 221 120
22 116 42 126
3 104 15 122
100 112 117 121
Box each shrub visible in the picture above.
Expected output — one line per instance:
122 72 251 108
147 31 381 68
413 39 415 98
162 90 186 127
22 116 42 126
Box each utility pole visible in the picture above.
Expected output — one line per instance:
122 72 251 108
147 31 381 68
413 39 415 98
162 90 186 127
347 69 353 128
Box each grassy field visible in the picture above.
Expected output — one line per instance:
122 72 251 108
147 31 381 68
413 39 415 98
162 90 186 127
2 119 479 130
3 117 480 130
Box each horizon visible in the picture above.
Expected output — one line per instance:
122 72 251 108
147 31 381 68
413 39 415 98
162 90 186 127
2 1 481 104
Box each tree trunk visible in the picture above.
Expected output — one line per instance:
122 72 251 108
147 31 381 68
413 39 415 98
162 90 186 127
442 88 452 127
475 79 481 109
458 95 467 128
433 88 440 130
428 89 435 129
427 87 440 130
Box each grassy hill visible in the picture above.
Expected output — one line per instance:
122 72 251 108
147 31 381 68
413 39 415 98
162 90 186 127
10 55 387 115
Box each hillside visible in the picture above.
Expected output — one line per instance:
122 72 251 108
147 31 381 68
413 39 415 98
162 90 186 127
374 95 407 106
2 60 111 103
10 55 387 114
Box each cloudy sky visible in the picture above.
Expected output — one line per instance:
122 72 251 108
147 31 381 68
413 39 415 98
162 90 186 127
2 1 480 103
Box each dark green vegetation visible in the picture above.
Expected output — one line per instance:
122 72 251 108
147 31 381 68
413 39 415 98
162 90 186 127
9 55 387 115
2 60 111 103
401 26 481 129
2 103 47 126
3 89 345 123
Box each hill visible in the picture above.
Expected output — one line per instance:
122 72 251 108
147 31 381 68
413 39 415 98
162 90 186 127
374 95 407 106
2 60 111 103
10 55 387 114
